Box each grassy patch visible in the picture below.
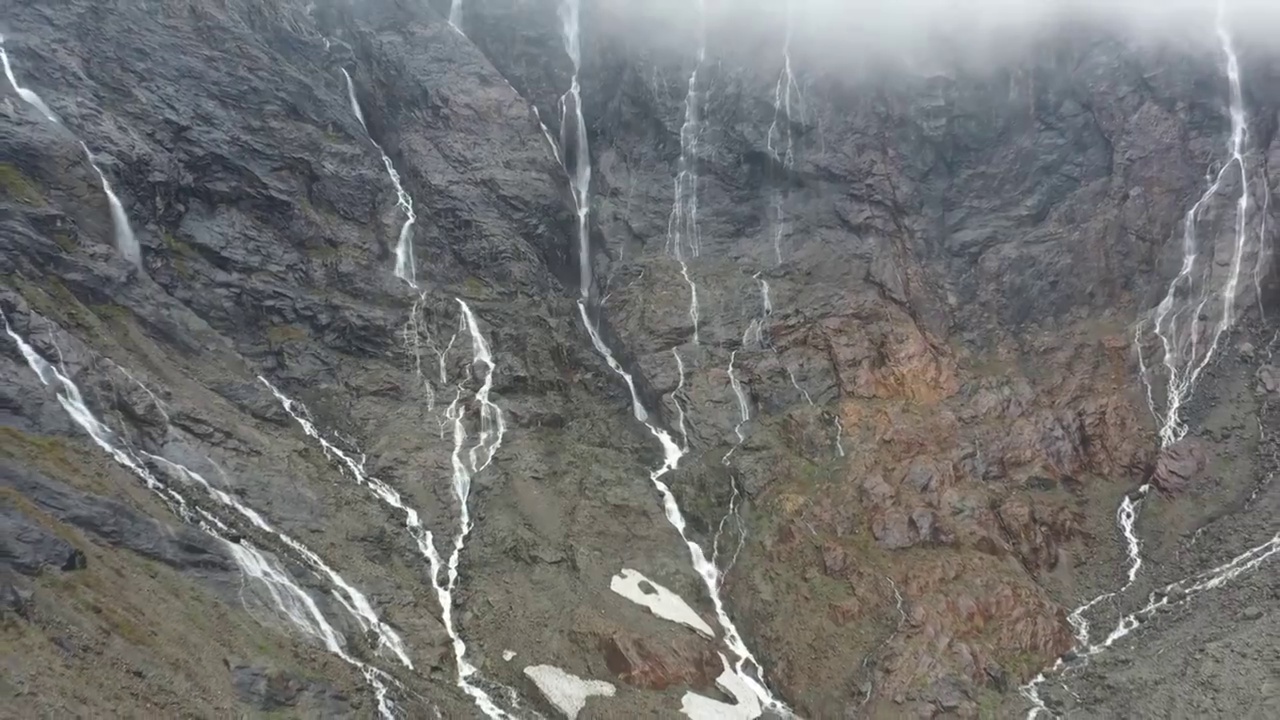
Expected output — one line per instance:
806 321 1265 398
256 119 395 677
160 230 197 258
161 230 198 278
305 244 344 262
463 276 489 297
91 303 132 324
0 163 44 206
975 690 1006 719
53 230 77 253
0 427 85 482
0 486 87 550
266 324 308 344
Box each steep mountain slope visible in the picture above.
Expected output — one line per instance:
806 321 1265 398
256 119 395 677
2 0 1278 718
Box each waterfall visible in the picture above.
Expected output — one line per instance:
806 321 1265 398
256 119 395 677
1 312 399 716
0 37 59 123
342 68 417 287
1143 3 1252 450
3 38 141 266
667 2 707 344
262 306 523 718
80 142 142 266
766 0 801 266
1024 7 1276 715
558 0 593 300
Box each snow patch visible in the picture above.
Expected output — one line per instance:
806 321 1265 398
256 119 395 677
610 568 714 638
680 653 763 719
522 665 615 719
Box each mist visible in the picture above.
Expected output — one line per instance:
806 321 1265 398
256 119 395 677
605 0 1280 73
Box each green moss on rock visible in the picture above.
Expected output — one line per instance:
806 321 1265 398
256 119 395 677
0 163 44 206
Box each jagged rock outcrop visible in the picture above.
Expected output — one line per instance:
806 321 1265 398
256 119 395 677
2 0 1280 718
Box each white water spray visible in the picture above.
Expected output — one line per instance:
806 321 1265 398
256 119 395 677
431 300 524 718
578 302 786 714
403 293 438 412
0 37 58 123
261 307 524 718
711 476 747 586
744 273 773 350
1253 169 1271 318
722 351 750 465
765 2 802 266
80 142 142 266
2 313 398 715
1144 4 1252 449
1026 12 1268 713
666 5 707 344
152 451 413 670
558 0 594 300
557 5 785 711
1023 528 1280 719
457 300 506 473
672 348 691 451
438 388 519 719
449 0 464 30
2 39 141 266
342 68 417 287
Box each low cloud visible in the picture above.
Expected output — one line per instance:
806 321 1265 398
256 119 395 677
612 0 1280 71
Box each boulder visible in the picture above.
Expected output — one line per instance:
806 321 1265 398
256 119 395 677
0 502 85 575
1152 440 1207 494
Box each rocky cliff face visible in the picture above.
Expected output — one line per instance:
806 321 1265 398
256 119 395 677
2 0 1279 718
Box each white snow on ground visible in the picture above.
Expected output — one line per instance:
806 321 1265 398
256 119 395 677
610 568 714 637
522 665 615 719
680 653 763 720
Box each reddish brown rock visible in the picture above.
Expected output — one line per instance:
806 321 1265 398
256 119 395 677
598 631 721 691
822 542 848 575
1152 439 1208 493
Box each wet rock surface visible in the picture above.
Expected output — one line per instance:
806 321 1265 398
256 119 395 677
230 663 354 717
0 0 1278 718
0 503 86 576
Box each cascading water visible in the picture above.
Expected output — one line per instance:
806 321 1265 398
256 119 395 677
404 292 439 412
342 68 417 287
457 299 506 472
666 1 707 345
80 142 142 266
429 298 525 719
721 350 750 465
449 0 464 30
3 38 141 266
710 476 747 585
576 304 787 714
744 273 772 349
554 4 788 710
1 36 58 122
765 0 802 266
558 0 593 300
262 303 523 718
671 348 691 450
1024 8 1275 715
1254 170 1272 316
1141 2 1252 450
1 311 400 716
